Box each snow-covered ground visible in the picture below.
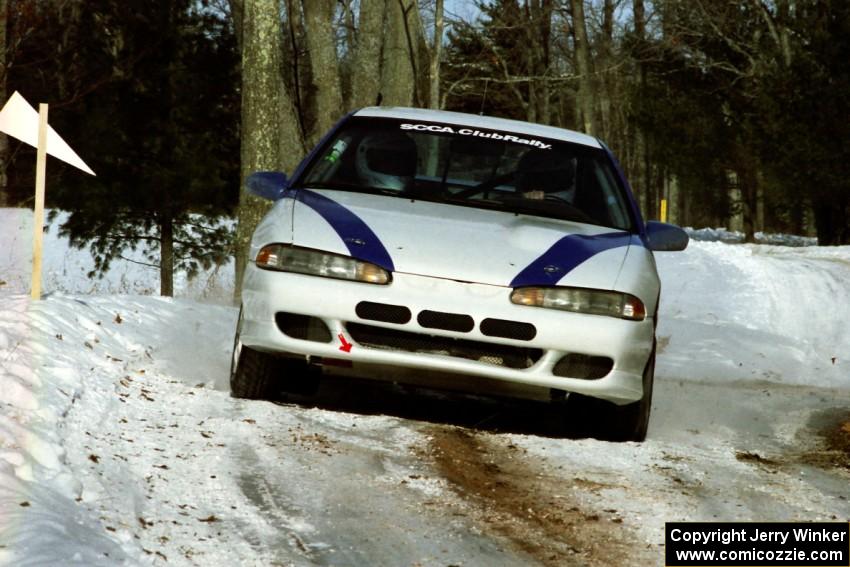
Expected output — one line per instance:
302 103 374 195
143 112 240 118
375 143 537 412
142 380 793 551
1 208 848 566
684 226 818 247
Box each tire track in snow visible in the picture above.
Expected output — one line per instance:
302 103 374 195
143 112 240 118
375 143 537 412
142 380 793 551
234 444 318 564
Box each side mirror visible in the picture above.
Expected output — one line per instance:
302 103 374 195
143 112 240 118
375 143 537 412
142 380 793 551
646 221 689 251
246 171 288 201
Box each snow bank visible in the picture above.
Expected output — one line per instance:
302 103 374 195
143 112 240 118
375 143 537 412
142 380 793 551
0 208 233 302
656 241 850 388
685 226 818 247
0 295 237 565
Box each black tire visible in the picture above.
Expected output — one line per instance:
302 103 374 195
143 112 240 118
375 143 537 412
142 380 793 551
230 307 320 400
230 344 280 400
566 346 655 442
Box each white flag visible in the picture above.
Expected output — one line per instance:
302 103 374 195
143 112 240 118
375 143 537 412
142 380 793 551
0 91 95 175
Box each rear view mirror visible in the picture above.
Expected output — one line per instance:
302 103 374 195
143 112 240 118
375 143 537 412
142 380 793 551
646 221 689 251
246 171 288 201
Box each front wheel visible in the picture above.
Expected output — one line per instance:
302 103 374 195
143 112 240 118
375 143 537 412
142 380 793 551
230 309 278 399
230 308 320 400
566 347 655 442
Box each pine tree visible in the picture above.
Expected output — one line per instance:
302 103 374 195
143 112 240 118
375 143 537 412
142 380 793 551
45 0 241 295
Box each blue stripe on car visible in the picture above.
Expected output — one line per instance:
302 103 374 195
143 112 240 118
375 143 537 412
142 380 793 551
286 188 395 272
510 232 641 287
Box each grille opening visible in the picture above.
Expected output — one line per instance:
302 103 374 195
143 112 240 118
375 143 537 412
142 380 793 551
346 322 542 369
355 301 412 324
275 312 332 343
417 310 475 333
552 354 613 380
480 318 537 341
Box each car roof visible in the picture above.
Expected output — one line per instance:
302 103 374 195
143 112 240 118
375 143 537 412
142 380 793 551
353 106 602 149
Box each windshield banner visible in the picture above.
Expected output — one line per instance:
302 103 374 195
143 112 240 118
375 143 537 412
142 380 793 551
399 123 552 149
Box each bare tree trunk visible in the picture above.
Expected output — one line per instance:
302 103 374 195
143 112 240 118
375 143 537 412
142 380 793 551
229 0 244 51
340 0 357 107
790 194 805 235
538 0 553 124
633 0 645 54
633 0 647 216
428 0 444 109
598 0 614 140
351 0 386 107
667 174 679 225
735 154 758 242
756 168 765 233
757 0 793 68
776 0 792 67
408 0 432 108
381 0 417 106
678 173 690 226
0 0 9 207
159 212 174 297
234 0 306 301
156 2 179 297
284 0 308 136
570 0 595 136
303 0 343 139
520 0 552 124
525 41 537 123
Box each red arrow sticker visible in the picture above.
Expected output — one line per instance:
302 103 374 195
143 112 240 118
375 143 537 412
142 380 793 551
338 333 352 353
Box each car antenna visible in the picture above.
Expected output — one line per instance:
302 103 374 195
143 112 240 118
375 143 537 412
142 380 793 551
479 79 489 115
375 92 383 106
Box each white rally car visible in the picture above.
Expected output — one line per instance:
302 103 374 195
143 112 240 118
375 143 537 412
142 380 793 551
231 107 688 441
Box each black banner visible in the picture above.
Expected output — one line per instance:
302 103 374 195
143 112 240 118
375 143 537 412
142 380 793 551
666 522 849 566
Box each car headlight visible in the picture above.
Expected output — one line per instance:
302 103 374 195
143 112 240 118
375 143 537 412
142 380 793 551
510 286 645 320
255 244 390 284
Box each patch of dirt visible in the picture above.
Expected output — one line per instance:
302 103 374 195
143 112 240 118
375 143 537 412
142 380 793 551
735 451 780 467
800 416 850 470
423 427 651 567
736 412 850 473
286 426 337 455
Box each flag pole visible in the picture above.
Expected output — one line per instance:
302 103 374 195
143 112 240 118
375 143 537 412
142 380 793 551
31 103 48 300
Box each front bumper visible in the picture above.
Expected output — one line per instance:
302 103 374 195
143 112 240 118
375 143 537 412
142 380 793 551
240 264 654 404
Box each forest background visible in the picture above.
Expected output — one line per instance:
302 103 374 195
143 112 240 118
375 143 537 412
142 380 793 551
1 0 848 297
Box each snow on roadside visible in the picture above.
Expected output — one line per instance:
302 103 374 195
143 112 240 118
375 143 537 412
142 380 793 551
0 209 233 302
0 296 139 565
656 241 850 388
685 227 818 247
0 296 238 565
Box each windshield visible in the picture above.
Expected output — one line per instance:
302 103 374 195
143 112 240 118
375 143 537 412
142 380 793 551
300 117 634 231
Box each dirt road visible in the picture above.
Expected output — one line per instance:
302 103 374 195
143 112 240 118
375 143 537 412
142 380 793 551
56 346 850 567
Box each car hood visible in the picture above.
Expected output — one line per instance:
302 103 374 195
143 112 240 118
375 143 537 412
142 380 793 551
286 188 634 289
